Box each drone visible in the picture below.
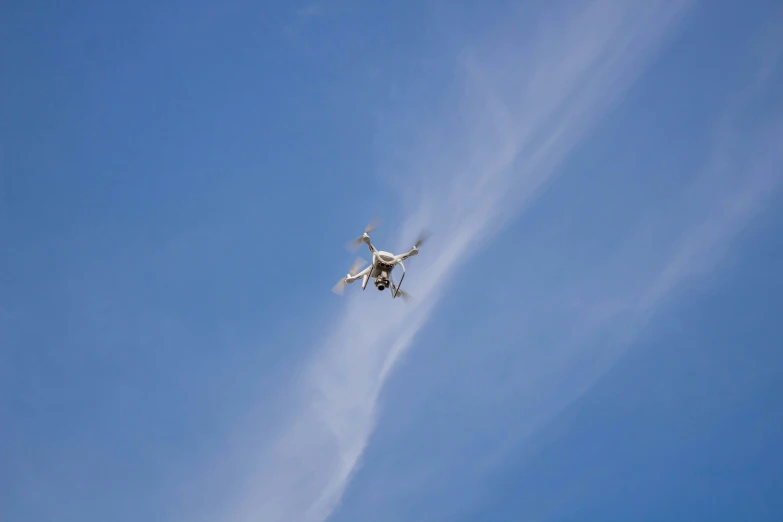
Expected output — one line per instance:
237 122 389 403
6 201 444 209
332 221 430 301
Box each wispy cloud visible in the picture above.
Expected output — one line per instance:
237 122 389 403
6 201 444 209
322 19 783 520
211 2 704 521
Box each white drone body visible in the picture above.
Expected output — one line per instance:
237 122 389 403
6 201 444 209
332 224 429 300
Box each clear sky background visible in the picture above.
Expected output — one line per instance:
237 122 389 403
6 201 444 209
2 1 782 521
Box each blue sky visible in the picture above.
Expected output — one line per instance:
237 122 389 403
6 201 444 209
2 1 782 521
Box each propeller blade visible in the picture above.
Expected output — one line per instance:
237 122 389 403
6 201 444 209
348 257 366 276
331 279 347 295
413 229 431 248
395 289 413 303
346 237 363 252
346 220 380 252
332 258 367 295
364 220 379 235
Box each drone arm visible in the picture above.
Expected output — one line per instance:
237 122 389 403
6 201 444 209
363 235 378 255
395 248 418 262
345 265 371 284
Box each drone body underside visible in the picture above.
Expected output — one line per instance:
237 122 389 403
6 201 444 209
344 250 407 295
363 255 397 291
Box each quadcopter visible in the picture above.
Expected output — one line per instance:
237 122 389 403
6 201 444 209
332 221 430 301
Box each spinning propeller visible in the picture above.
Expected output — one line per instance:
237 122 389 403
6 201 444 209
331 257 367 295
394 288 413 303
413 229 431 249
346 220 379 252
